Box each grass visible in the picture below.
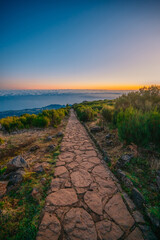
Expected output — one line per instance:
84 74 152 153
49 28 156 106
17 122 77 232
0 115 68 239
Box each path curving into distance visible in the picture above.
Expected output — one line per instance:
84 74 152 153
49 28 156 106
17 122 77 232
37 110 144 240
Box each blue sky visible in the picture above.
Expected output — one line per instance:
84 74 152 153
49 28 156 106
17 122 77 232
0 0 160 89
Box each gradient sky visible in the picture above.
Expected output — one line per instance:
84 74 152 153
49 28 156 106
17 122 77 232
0 0 160 90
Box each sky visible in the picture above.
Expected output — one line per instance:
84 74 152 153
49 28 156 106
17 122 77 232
0 0 160 90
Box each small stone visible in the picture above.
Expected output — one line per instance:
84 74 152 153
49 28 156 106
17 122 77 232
37 212 61 240
30 145 40 152
33 164 44 173
46 136 53 141
84 191 103 215
106 133 111 139
63 207 97 240
116 154 133 168
31 188 41 200
40 178 47 184
90 126 102 133
46 144 56 152
56 132 63 137
106 140 113 146
117 169 133 188
96 219 123 240
131 188 145 209
46 188 78 206
7 155 28 172
105 193 134 231
71 169 92 187
7 169 25 186
0 181 8 198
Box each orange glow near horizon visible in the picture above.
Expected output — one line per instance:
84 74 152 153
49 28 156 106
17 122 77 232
1 80 144 91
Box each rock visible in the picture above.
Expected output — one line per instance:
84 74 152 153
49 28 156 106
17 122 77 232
56 132 63 137
87 157 101 164
33 164 44 173
106 140 113 146
0 181 8 198
40 177 46 184
46 136 53 141
31 188 41 200
90 126 102 133
8 169 25 186
156 175 160 190
133 210 145 223
46 144 56 152
46 189 78 206
116 154 133 168
131 187 145 209
122 192 136 211
106 133 111 139
126 227 144 240
116 169 133 188
71 169 92 188
30 145 40 152
37 212 61 240
63 207 97 240
105 193 134 231
7 155 28 172
84 191 103 215
96 219 123 240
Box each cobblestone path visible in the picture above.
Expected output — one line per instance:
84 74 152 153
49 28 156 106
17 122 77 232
37 110 145 240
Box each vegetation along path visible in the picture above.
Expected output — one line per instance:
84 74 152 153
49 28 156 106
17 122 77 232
37 110 144 240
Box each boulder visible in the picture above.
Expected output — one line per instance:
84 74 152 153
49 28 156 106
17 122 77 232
7 156 28 172
131 187 145 209
116 154 133 168
90 126 102 133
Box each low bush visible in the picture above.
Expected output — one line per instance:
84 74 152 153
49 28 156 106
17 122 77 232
117 107 160 147
0 107 69 132
75 106 95 122
101 106 114 122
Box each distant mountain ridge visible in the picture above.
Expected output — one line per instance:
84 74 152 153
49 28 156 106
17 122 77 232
0 104 66 119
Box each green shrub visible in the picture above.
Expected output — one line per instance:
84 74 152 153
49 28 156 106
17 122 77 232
102 106 114 122
32 116 50 128
115 85 160 112
0 108 67 132
75 106 95 122
117 107 160 147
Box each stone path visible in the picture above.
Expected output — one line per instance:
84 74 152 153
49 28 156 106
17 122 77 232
37 110 145 240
